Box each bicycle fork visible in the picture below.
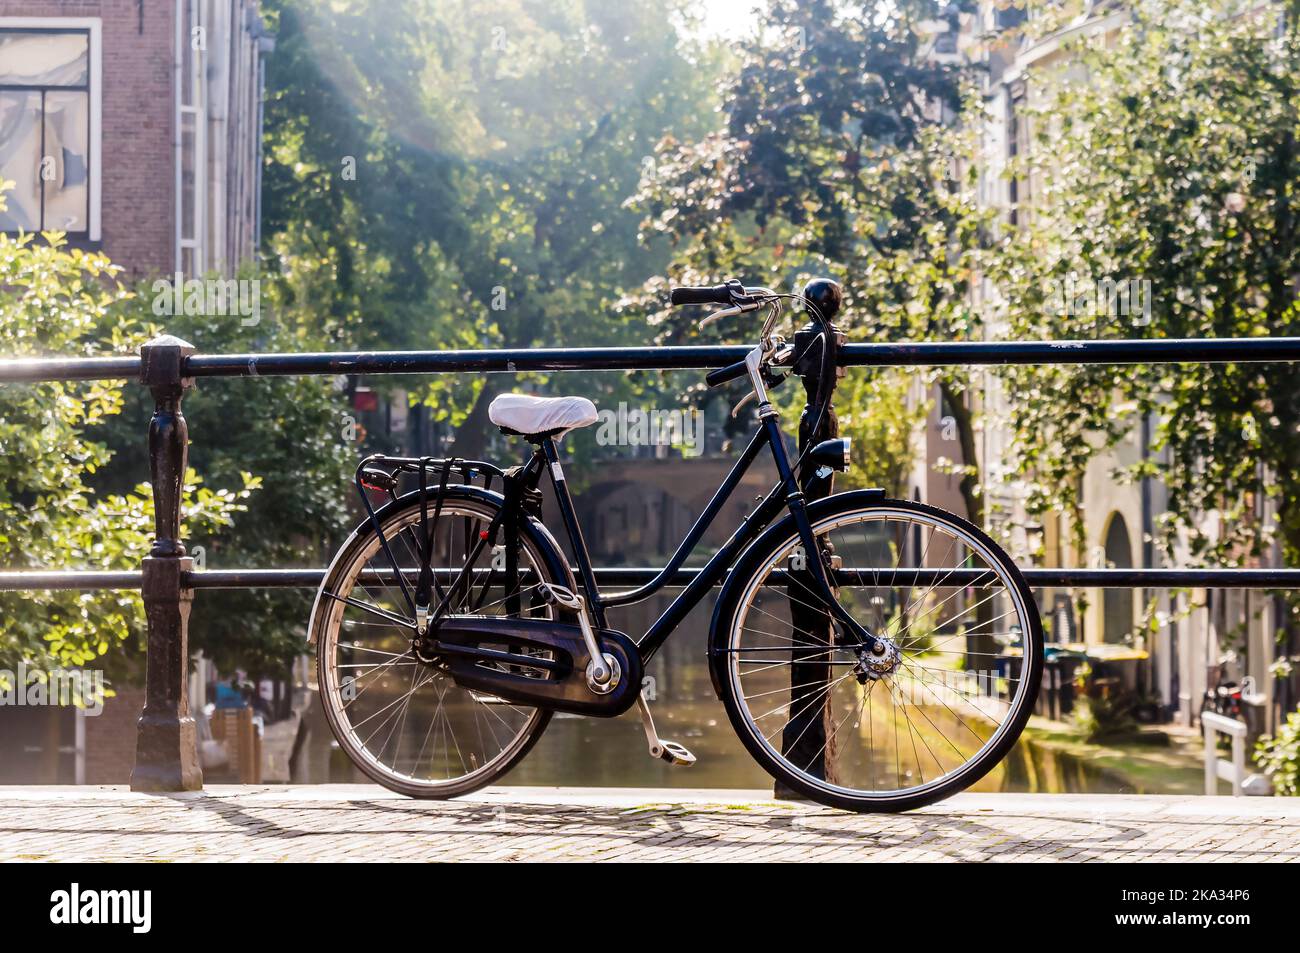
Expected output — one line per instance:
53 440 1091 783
760 412 900 679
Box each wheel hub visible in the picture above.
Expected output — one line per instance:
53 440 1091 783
412 636 441 665
855 638 901 682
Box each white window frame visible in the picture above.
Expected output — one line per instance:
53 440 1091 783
0 16 102 242
176 0 206 275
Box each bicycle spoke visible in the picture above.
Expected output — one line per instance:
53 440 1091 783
322 592 413 629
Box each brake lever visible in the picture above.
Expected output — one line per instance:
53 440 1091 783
733 365 791 418
730 390 757 418
771 340 796 367
699 300 760 329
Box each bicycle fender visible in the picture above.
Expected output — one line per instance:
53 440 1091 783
306 485 575 643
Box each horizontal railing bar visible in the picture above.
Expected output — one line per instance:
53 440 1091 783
180 337 1300 377
4 337 1300 384
0 570 145 590
0 356 141 383
1 567 1296 592
839 337 1300 367
184 346 752 378
590 567 1300 589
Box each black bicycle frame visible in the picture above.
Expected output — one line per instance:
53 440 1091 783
350 304 871 668
535 411 803 664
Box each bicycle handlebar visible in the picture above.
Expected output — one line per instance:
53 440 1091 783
669 284 735 306
670 276 832 392
705 358 750 388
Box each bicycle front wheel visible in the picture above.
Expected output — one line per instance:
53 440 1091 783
713 494 1042 812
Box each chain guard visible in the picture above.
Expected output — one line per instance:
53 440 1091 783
435 617 643 717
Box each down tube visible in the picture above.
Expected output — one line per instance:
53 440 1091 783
637 440 790 664
603 426 770 610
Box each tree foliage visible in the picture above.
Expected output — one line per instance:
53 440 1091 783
634 0 988 498
261 0 722 455
0 219 253 682
989 0 1300 581
88 281 357 679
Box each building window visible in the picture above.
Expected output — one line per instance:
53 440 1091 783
0 26 96 236
1102 513 1135 644
1006 79 1027 227
177 0 206 275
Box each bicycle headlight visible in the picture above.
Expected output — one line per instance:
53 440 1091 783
809 437 851 472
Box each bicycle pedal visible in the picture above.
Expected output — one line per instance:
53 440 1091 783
651 739 696 767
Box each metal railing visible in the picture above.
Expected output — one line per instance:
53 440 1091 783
2 283 1299 790
7 335 1300 383
1 567 1297 592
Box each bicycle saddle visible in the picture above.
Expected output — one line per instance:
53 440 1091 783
489 393 599 437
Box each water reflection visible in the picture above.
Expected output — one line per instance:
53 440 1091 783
500 591 772 789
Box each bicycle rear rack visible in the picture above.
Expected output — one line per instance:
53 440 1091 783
351 453 540 623
355 454 507 502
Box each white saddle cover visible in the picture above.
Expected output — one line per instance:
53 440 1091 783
488 393 599 435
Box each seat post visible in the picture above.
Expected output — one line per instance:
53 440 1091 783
538 436 607 629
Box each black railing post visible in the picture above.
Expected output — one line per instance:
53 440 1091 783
779 278 845 796
130 334 202 792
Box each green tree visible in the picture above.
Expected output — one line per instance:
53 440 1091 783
261 0 722 460
988 0 1300 593
88 277 357 681
635 0 988 506
833 369 926 495
0 219 253 689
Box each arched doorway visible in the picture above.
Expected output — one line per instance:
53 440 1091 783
1102 513 1134 644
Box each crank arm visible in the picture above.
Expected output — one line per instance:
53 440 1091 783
537 583 613 688
636 692 696 766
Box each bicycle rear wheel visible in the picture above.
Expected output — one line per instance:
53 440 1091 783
713 493 1042 812
311 492 567 798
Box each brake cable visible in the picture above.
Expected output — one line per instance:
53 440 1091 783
755 291 835 483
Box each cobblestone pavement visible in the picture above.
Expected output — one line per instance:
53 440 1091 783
0 786 1297 862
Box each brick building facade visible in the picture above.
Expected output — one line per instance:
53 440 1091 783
82 687 146 784
0 0 270 279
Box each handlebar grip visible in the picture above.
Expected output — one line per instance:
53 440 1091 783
706 359 749 388
670 284 733 306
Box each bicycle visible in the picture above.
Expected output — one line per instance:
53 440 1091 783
1198 653 1245 727
309 277 1043 812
